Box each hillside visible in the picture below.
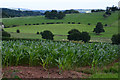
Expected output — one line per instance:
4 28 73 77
1 8 43 18
2 11 118 27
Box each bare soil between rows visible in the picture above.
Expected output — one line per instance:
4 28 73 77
2 66 91 78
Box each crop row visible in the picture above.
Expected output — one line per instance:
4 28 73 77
2 40 119 70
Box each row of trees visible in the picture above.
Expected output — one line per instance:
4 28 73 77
2 8 43 18
44 10 65 19
40 29 91 43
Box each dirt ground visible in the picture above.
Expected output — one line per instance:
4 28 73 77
2 66 91 78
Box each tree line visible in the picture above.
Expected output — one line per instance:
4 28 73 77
2 8 43 18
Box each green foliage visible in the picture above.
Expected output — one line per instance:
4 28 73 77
67 29 82 41
68 29 80 34
81 32 91 43
111 33 120 45
16 29 20 33
2 30 11 38
2 40 119 70
45 10 65 19
36 32 39 34
67 32 82 41
2 8 42 18
63 9 79 14
93 22 105 34
41 30 54 40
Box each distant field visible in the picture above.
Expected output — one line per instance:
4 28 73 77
3 11 118 42
2 12 118 27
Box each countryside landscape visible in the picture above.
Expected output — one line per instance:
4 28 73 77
0 1 120 79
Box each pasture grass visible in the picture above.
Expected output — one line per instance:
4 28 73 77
2 11 118 27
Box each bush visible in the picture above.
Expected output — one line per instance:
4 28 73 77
72 22 75 24
104 24 107 26
36 32 39 34
68 29 80 34
16 29 20 33
88 23 91 25
111 33 120 45
67 32 82 41
93 22 105 34
78 22 81 24
36 23 39 25
42 23 45 24
67 29 82 41
2 31 11 38
68 22 71 24
12 25 18 27
25 24 27 25
41 30 54 40
81 32 91 43
29 24 31 25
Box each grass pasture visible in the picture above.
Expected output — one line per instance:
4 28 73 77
2 12 118 27
4 23 118 42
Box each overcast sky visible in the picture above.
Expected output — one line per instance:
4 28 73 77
0 0 119 10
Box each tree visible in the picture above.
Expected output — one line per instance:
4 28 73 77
111 33 120 45
68 29 80 34
67 29 82 41
67 32 82 41
16 29 20 33
57 11 65 19
44 10 65 19
81 32 91 43
93 22 105 35
2 30 11 38
41 30 54 40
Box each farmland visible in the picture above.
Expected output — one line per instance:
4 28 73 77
1 10 119 78
2 40 119 68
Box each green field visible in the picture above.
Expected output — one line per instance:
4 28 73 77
2 11 119 78
3 12 118 27
2 11 119 42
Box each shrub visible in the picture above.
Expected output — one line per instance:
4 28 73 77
29 24 31 25
56 22 60 24
81 32 91 43
16 29 20 33
36 23 39 25
78 22 81 24
68 29 80 34
36 32 39 34
111 33 120 45
41 30 54 40
93 22 105 34
67 32 82 41
104 24 108 26
68 22 71 24
67 29 82 41
2 31 11 38
33 24 36 25
12 25 18 27
72 22 75 24
42 23 45 24
88 23 91 25
25 24 27 25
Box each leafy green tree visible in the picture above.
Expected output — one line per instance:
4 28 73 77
44 10 65 19
67 32 82 41
81 32 91 43
68 29 80 34
111 33 120 45
93 22 105 35
67 29 82 41
57 11 65 19
41 30 54 40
